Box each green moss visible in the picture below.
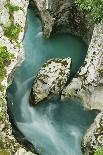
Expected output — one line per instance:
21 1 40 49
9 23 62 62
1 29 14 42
75 0 103 23
7 4 20 14
93 148 103 155
4 24 22 41
4 1 22 41
0 45 13 91
0 149 10 155
0 112 5 121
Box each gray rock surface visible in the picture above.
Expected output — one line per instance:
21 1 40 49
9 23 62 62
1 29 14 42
82 112 103 155
61 21 103 154
62 22 103 111
0 0 36 154
31 0 94 43
31 57 71 104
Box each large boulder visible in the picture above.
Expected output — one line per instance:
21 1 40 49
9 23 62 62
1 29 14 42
30 57 71 104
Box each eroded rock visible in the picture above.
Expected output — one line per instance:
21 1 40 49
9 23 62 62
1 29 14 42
30 57 71 104
61 22 103 111
82 112 103 155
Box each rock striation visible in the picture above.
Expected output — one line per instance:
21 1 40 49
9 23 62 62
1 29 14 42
30 57 71 104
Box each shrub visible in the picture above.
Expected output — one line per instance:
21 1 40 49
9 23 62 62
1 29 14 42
7 4 20 14
4 24 22 41
0 45 13 86
75 0 103 23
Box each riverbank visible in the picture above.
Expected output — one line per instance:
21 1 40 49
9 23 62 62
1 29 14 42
0 0 37 154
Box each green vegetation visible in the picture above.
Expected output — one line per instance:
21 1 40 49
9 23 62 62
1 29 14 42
0 149 10 155
0 45 13 91
93 148 103 155
4 24 22 41
7 4 20 14
4 2 22 41
75 0 103 23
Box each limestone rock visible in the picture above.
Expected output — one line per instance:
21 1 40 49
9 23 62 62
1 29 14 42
82 112 103 155
31 0 94 43
30 57 71 104
62 22 103 111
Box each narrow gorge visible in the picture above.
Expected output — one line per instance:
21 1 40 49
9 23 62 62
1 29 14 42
0 0 103 155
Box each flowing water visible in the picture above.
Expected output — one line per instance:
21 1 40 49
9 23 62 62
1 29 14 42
7 9 97 155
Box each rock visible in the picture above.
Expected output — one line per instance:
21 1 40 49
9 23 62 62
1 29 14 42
31 0 94 43
30 57 71 104
15 148 36 155
62 22 103 111
0 0 36 154
82 112 103 155
31 0 54 38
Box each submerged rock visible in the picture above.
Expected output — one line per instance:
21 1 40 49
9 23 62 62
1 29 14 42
30 57 71 104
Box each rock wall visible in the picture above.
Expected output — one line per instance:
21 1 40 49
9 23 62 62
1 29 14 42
62 22 103 111
31 0 94 44
61 21 103 153
0 0 36 154
82 112 103 155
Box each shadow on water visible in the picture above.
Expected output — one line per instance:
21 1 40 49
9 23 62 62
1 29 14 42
7 8 97 155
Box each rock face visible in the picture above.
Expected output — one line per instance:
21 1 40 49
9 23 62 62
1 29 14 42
0 0 36 154
61 21 103 153
30 57 71 104
31 0 54 38
82 112 103 155
61 22 103 111
31 0 94 43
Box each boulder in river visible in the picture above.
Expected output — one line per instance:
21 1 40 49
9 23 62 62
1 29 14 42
30 57 71 104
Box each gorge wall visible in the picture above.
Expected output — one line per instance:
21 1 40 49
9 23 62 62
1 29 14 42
0 0 36 154
31 0 94 44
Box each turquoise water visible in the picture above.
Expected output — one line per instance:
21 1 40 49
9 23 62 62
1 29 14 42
7 9 96 155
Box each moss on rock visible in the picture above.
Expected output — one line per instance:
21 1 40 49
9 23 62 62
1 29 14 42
4 24 22 41
0 149 10 155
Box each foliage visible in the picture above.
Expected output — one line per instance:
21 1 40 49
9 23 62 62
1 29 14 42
7 4 20 14
93 148 103 155
4 24 22 41
0 45 13 91
0 149 10 155
75 0 103 23
4 2 22 41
